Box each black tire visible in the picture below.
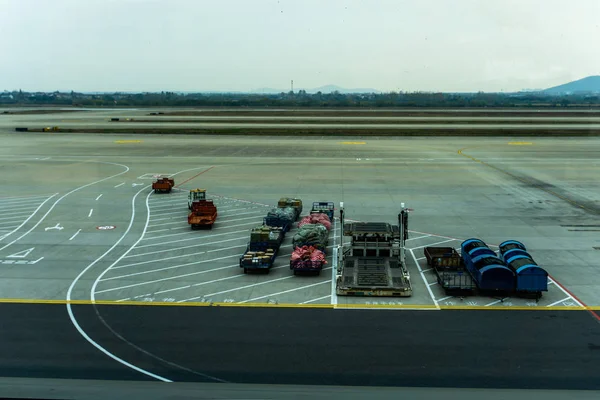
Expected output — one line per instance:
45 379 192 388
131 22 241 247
243 268 247 274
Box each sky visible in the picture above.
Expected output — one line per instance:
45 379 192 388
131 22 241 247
1 0 599 93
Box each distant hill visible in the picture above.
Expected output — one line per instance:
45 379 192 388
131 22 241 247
544 75 600 94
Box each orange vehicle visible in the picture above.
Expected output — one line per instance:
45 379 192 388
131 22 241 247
152 176 174 193
187 189 218 229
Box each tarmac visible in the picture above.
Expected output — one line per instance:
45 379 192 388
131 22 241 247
0 108 599 387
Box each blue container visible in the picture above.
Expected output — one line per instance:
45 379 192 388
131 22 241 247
461 238 488 254
469 247 497 261
503 248 531 262
471 256 515 291
505 255 548 293
499 240 527 256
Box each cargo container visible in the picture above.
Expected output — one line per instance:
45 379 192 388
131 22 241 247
152 176 174 193
240 225 285 273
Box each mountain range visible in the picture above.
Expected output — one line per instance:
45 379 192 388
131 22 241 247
544 75 600 94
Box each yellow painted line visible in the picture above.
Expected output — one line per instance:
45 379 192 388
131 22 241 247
0 298 598 311
115 140 143 144
340 141 366 145
508 142 533 145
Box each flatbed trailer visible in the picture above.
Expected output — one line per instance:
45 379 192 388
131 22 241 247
310 201 334 221
240 246 278 274
188 200 218 229
290 247 327 275
424 247 477 296
335 205 413 297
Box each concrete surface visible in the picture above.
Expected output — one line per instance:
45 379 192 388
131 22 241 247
1 117 599 310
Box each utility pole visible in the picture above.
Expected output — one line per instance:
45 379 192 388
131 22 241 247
291 80 294 93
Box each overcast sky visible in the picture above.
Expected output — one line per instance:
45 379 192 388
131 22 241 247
1 0 598 92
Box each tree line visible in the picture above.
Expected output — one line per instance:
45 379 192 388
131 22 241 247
1 89 599 108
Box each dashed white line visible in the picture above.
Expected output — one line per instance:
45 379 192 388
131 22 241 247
114 182 125 188
88 209 93 218
95 194 103 201
69 229 82 241
240 280 330 303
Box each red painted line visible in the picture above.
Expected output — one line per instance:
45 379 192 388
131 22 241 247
548 273 600 322
174 166 215 188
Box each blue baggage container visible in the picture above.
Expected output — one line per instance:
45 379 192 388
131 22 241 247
505 255 548 293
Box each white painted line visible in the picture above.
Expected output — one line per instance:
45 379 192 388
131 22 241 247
123 260 295 300
114 182 125 188
409 249 440 310
101 255 242 281
178 268 333 303
88 209 93 218
66 181 172 383
485 299 504 307
95 194 103 201
331 218 338 306
136 228 248 248
0 213 32 222
0 193 59 247
301 295 332 304
240 280 330 303
220 210 265 219
0 225 19 231
95 263 242 294
548 280 555 286
69 229 82 241
548 277 584 307
427 281 437 287
7 247 35 258
437 296 453 302
0 205 42 213
147 219 185 227
405 234 432 241
149 210 189 218
0 198 46 206
409 239 456 250
416 256 426 261
126 236 246 258
145 226 188 234
114 243 247 269
422 268 433 273
547 297 571 307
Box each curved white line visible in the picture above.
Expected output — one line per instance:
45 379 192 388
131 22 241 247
66 184 171 382
0 193 58 242
0 161 130 252
68 165 214 383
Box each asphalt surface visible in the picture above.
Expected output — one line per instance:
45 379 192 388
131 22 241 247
1 303 599 389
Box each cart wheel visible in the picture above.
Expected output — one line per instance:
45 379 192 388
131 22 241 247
293 270 297 276
209 225 213 230
243 268 247 274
